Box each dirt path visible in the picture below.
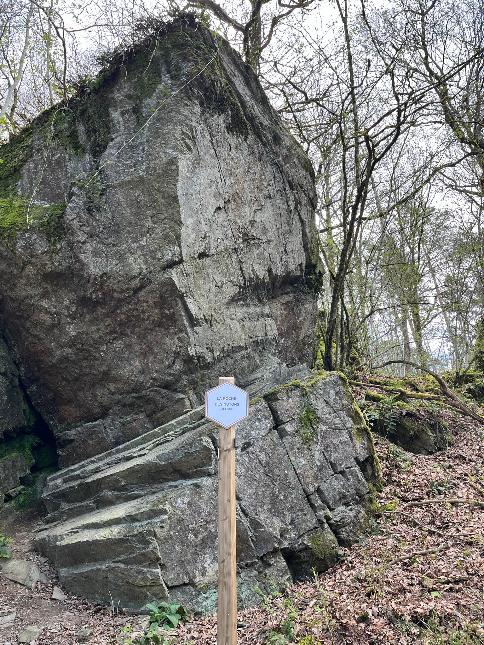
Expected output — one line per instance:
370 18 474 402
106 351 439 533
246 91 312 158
1 412 483 645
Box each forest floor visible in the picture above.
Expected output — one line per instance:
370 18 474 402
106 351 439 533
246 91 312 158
0 410 483 645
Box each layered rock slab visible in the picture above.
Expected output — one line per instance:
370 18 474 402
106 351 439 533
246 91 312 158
35 374 379 613
0 16 320 466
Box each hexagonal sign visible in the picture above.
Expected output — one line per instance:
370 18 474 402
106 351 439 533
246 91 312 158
205 382 249 429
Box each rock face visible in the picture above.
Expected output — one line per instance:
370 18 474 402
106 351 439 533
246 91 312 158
0 452 30 502
370 405 451 454
35 374 379 612
0 16 320 466
0 337 30 441
0 336 39 507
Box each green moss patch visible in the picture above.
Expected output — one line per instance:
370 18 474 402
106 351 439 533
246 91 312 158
0 196 65 241
0 533 12 559
0 434 40 467
363 395 452 455
265 372 331 399
309 530 339 563
298 407 318 446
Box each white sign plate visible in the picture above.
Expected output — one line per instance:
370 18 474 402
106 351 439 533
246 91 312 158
205 382 249 429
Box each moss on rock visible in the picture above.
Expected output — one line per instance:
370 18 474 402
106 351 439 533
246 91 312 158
308 530 339 564
365 398 452 455
0 434 40 467
341 380 383 488
0 196 65 242
298 407 318 445
264 371 331 399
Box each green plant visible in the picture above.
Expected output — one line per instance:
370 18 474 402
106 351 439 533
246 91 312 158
264 598 298 644
418 613 483 644
427 478 455 497
254 585 282 612
386 442 413 470
0 434 40 466
121 602 188 644
0 533 12 559
144 601 187 630
372 498 399 515
297 637 323 645
119 625 135 645
364 394 401 435
135 624 171 645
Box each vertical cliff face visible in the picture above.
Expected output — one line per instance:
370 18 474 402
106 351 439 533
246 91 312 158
0 16 321 465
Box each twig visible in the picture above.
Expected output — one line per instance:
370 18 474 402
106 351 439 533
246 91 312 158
388 544 447 566
405 498 484 509
372 360 484 425
467 480 484 497
350 379 481 419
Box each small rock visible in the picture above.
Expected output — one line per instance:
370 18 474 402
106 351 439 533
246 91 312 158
18 625 42 643
0 610 16 628
1 560 42 589
51 585 68 601
75 627 93 642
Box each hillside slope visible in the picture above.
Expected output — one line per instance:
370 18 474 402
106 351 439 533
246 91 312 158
0 408 482 644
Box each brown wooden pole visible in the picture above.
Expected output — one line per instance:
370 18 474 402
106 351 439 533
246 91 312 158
217 376 237 645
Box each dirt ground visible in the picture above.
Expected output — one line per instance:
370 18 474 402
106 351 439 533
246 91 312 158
0 508 137 645
1 411 483 645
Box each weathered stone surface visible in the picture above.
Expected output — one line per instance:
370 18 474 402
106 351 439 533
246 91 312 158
0 453 30 499
0 559 44 589
372 408 451 454
0 16 320 466
0 338 30 441
35 374 379 612
51 585 68 601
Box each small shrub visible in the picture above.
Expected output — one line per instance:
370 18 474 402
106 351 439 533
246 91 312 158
121 602 187 645
386 443 413 470
144 601 187 630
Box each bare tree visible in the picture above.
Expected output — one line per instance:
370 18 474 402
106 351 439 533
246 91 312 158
183 0 317 73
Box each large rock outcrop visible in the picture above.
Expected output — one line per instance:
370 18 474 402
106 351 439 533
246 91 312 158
35 374 379 612
0 16 320 466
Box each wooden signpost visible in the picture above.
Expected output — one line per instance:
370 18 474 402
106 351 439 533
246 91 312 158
205 377 249 645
